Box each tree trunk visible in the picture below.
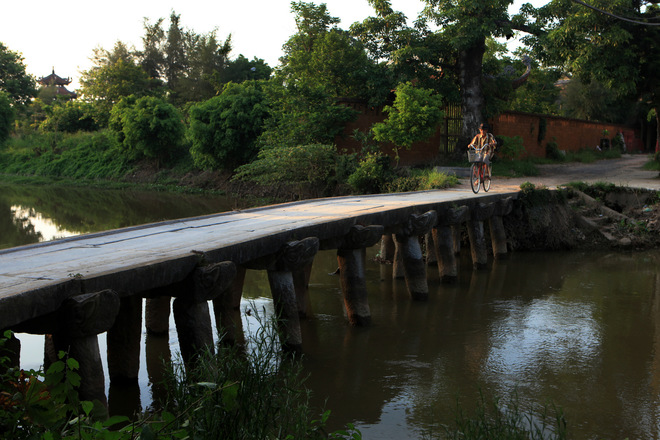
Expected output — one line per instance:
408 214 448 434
455 38 487 159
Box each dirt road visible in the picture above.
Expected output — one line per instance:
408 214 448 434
477 154 660 193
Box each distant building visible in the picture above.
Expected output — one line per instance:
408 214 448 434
38 68 77 99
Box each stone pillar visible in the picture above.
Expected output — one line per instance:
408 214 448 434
433 225 458 282
432 206 468 283
245 238 319 353
331 225 384 326
394 211 437 301
172 261 237 365
43 290 120 409
145 296 171 335
392 239 405 279
293 262 313 318
380 234 395 261
467 203 495 270
107 295 142 383
213 265 246 346
489 216 508 259
489 197 514 260
425 232 437 265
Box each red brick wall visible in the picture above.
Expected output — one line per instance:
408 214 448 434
334 102 644 166
491 111 643 158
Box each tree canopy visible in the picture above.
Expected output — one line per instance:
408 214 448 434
0 42 37 106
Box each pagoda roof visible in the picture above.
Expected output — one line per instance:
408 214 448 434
39 68 72 86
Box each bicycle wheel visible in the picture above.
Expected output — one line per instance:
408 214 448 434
470 163 481 193
483 163 492 192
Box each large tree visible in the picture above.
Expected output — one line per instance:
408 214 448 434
524 0 660 151
352 0 536 156
0 42 37 106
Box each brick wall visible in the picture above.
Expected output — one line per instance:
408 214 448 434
334 102 644 167
491 111 643 158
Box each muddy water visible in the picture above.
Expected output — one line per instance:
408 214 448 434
6 184 660 439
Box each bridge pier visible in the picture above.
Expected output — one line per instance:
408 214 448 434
432 206 469 283
40 290 120 410
394 211 437 301
467 203 496 269
245 238 319 352
145 296 171 335
213 265 246 346
331 225 384 326
489 198 514 259
107 295 142 383
171 261 236 365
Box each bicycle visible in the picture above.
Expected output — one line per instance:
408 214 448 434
467 144 492 194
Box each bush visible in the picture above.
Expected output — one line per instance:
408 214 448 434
110 95 185 164
40 101 99 133
386 169 458 192
233 144 339 195
189 81 269 170
545 139 565 162
347 152 395 194
497 135 525 161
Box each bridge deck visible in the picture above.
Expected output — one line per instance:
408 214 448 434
0 189 515 329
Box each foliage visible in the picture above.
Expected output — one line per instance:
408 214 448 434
278 1 391 107
545 139 565 162
79 42 156 121
0 130 131 179
372 81 445 153
386 168 459 192
40 100 100 133
0 42 38 106
0 91 14 145
492 159 539 178
443 391 567 440
189 80 270 170
505 62 562 115
233 144 339 195
347 151 395 194
222 54 272 83
258 80 358 150
496 135 524 161
110 95 185 163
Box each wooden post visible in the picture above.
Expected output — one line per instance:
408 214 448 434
489 216 508 259
432 206 469 282
213 265 246 346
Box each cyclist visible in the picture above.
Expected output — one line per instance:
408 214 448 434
468 122 497 163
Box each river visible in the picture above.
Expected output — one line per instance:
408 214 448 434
4 183 660 439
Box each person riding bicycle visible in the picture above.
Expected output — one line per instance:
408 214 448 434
469 123 497 163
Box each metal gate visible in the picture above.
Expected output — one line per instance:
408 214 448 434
440 103 462 154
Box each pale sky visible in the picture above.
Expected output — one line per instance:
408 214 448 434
1 0 546 91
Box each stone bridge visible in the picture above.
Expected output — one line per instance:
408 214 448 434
0 189 517 408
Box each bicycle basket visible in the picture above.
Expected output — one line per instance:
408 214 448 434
467 150 482 163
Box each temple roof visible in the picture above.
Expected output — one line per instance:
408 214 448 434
39 68 72 86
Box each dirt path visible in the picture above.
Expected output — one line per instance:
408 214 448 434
477 154 660 194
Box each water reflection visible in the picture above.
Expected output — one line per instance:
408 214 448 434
0 184 242 250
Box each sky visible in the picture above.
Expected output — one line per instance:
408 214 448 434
1 0 547 91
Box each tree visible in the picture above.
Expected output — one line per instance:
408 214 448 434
526 0 660 151
279 2 389 103
372 82 445 156
0 92 14 145
0 42 37 106
79 42 156 123
188 81 270 170
352 0 537 156
110 95 185 164
223 55 272 84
